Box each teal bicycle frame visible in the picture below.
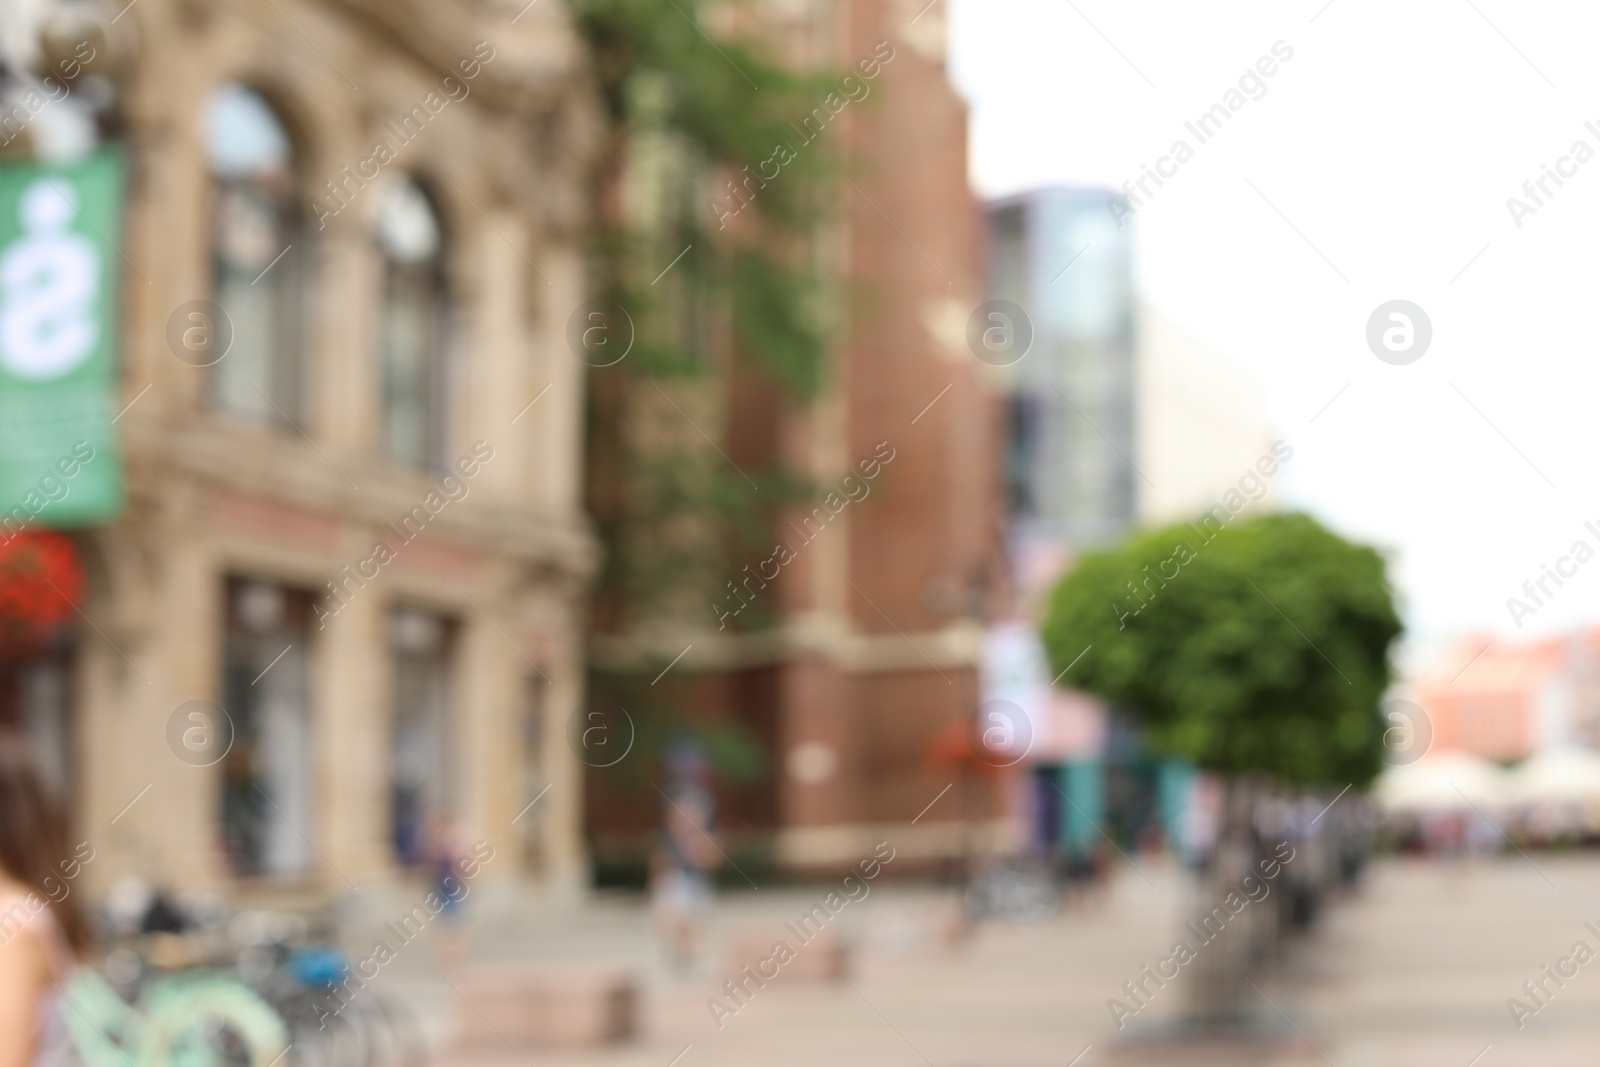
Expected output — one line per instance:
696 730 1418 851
61 967 289 1067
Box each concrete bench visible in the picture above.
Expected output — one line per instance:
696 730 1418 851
452 964 636 1048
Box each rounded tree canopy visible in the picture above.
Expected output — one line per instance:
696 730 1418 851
1040 511 1401 788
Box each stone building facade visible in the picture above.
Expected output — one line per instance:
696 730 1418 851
0 0 600 913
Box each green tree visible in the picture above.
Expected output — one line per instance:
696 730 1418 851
569 2 841 835
1041 511 1400 788
572 0 838 632
1040 510 1401 1027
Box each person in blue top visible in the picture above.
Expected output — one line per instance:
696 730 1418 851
426 807 468 970
650 738 719 973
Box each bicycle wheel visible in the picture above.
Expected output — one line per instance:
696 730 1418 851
135 972 290 1067
268 987 358 1067
345 992 427 1067
309 989 370 1067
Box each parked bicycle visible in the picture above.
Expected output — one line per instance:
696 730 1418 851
63 965 289 1067
87 880 425 1067
233 915 425 1067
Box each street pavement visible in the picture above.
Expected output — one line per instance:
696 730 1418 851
418 852 1600 1067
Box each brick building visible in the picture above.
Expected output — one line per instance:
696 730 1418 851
586 0 1008 875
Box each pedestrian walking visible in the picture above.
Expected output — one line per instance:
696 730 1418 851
427 808 469 970
650 739 719 972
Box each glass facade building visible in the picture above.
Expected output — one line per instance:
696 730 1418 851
988 188 1136 548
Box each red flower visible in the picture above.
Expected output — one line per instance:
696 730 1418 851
0 532 83 656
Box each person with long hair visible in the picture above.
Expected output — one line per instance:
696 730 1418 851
0 735 89 1067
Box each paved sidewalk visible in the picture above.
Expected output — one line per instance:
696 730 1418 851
1301 854 1600 1067
418 853 1600 1067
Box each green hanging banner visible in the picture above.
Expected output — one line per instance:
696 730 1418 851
0 150 125 537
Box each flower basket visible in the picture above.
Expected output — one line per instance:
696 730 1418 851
0 531 83 657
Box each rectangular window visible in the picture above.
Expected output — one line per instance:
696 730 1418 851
516 673 547 873
377 178 448 472
205 84 306 427
0 645 74 803
219 579 315 879
389 608 455 868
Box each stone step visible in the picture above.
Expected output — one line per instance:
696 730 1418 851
451 964 637 1048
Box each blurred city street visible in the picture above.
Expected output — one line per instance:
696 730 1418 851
395 854 1600 1067
7 0 1600 1064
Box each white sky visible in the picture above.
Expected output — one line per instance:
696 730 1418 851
949 0 1600 667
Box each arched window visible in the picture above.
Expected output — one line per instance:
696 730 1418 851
204 83 305 423
375 177 446 470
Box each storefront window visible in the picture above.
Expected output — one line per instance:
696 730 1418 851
219 579 314 879
389 608 454 867
0 646 73 799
